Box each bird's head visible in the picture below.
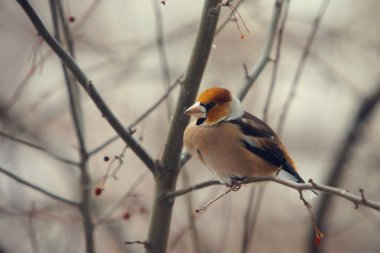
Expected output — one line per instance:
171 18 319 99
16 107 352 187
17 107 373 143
184 87 244 125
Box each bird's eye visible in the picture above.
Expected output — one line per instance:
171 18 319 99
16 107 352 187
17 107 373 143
203 102 216 111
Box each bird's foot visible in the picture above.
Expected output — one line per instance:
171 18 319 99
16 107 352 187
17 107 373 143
226 178 242 191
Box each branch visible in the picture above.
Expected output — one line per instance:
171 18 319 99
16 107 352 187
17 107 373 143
237 0 282 101
277 0 330 135
165 180 220 199
241 187 256 253
16 0 157 176
263 0 290 122
159 1 221 172
88 77 181 156
50 1 94 252
0 131 78 166
151 0 173 118
0 166 79 207
146 1 222 252
165 176 380 211
215 0 246 36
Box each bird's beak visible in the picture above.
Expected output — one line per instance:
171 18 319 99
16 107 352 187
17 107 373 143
184 102 207 119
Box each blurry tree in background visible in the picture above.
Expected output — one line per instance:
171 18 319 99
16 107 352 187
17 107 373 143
0 0 380 253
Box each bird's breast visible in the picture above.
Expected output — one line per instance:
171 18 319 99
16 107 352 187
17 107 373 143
183 121 277 183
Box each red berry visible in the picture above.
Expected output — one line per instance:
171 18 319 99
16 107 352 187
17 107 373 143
95 187 103 196
123 212 131 220
68 16 75 23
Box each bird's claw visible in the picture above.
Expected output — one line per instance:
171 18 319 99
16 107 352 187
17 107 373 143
226 178 242 191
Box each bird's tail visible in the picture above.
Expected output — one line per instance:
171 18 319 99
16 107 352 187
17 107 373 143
278 162 318 199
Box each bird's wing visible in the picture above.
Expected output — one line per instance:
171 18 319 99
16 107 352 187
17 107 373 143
230 111 305 183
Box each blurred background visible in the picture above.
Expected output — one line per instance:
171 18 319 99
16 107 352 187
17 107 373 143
0 0 379 252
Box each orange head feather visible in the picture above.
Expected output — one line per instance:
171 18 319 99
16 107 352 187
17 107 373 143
197 87 232 104
197 87 233 125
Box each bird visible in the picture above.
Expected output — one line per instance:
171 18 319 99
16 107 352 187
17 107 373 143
183 87 316 197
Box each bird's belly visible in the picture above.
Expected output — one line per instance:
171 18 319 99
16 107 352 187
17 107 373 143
184 123 277 184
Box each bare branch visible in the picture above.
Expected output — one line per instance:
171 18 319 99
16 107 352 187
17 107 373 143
151 0 173 118
165 176 380 212
0 166 79 207
16 0 157 175
263 0 290 122
0 50 51 114
49 1 95 252
146 1 222 252
215 0 246 36
240 186 265 253
0 131 78 166
181 169 202 252
88 77 181 156
237 0 283 100
277 0 330 135
165 179 220 199
240 187 255 253
196 187 235 213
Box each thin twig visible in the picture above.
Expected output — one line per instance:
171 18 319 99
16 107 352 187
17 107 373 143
56 0 75 57
277 0 330 135
241 187 255 253
263 0 290 122
0 50 51 114
0 166 79 207
196 187 234 213
0 131 78 166
151 0 173 118
165 176 380 212
237 0 283 100
215 0 246 36
247 186 265 249
181 169 202 252
165 180 220 199
241 186 266 253
50 1 94 252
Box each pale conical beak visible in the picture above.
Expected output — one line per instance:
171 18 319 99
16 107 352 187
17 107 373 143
184 102 207 119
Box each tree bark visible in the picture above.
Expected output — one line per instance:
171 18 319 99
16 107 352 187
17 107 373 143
145 1 221 252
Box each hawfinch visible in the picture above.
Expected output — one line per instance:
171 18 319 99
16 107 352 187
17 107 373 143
183 87 316 196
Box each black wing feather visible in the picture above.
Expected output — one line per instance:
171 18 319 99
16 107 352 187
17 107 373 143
232 112 306 183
